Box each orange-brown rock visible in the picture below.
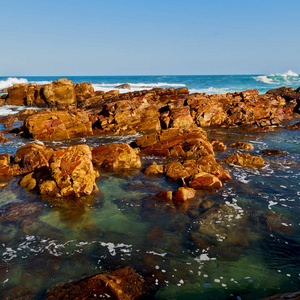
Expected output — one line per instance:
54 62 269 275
228 142 254 151
39 145 98 197
92 143 141 169
0 131 8 143
0 154 13 177
173 187 196 203
23 110 93 141
134 127 213 159
188 172 222 189
208 138 227 151
74 82 95 101
14 142 46 163
164 156 231 182
219 153 265 168
6 79 77 109
143 162 164 175
46 268 146 300
19 172 37 190
168 106 194 129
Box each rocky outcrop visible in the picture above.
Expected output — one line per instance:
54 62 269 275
46 268 146 300
218 153 265 168
18 145 99 197
92 143 141 169
22 110 93 141
134 127 213 159
39 145 99 197
188 172 222 189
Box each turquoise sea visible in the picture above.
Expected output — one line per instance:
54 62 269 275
0 72 299 299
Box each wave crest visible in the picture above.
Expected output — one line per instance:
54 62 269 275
0 77 29 90
254 70 299 85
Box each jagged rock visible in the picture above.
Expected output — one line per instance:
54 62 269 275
208 138 227 151
38 145 99 197
218 153 265 168
0 154 13 176
92 144 141 169
0 131 8 143
14 142 46 163
46 268 146 300
188 172 222 189
134 127 213 159
228 142 254 151
23 110 93 141
143 162 164 175
173 187 196 203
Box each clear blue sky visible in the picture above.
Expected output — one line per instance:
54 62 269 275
1 0 300 76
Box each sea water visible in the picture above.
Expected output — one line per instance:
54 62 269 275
0 73 299 299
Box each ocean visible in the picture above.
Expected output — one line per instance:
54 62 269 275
0 72 299 299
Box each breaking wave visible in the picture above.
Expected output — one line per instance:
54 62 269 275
254 70 300 85
0 77 51 90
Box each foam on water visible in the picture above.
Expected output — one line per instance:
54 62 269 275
0 77 51 90
254 70 300 85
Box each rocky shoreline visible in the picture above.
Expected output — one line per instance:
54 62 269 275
0 79 299 299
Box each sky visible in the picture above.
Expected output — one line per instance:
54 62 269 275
1 0 300 76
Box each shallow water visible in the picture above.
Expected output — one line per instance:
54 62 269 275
0 120 300 299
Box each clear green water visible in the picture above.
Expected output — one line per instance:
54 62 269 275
0 123 299 299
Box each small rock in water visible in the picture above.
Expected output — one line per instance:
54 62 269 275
228 142 254 151
115 83 131 89
262 149 288 157
0 182 8 188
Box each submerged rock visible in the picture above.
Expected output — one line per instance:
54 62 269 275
218 153 265 168
260 290 300 300
92 143 141 169
46 268 146 300
285 121 300 130
262 149 288 157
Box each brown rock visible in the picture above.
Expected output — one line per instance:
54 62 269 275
156 190 173 202
0 131 8 143
0 153 12 176
219 153 265 168
38 145 99 197
228 142 254 151
115 83 131 89
46 268 146 300
134 127 213 159
208 138 227 151
260 213 294 235
14 142 46 163
143 162 164 175
173 187 196 203
92 144 141 169
188 172 222 189
42 78 76 109
168 106 194 129
19 172 37 190
262 149 288 157
23 110 93 141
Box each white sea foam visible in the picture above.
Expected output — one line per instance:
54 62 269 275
0 105 38 116
254 70 299 85
92 82 186 93
0 77 51 91
189 87 231 95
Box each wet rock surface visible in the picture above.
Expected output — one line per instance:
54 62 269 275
218 153 265 168
46 267 146 300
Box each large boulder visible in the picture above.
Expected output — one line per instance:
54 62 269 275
38 145 99 197
92 143 141 169
23 110 93 141
46 268 146 300
134 127 213 159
